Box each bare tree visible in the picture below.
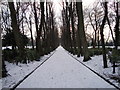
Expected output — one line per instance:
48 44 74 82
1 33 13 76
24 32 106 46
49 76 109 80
8 1 27 63
114 2 120 50
76 1 91 61
33 1 42 56
29 13 34 50
69 2 77 54
100 2 108 68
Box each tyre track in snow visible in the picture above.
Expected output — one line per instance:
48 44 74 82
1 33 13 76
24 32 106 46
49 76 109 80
10 50 56 90
67 52 119 90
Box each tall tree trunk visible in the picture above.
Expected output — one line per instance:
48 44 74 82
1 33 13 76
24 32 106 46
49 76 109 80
38 2 45 55
69 2 76 54
33 2 42 57
76 25 83 57
2 59 7 77
21 12 24 35
1 24 7 77
100 2 108 68
62 6 67 49
76 2 91 61
45 2 50 54
97 29 100 49
65 2 72 52
0 28 2 78
29 16 34 50
51 11 55 50
8 1 26 63
112 2 120 73
114 2 119 50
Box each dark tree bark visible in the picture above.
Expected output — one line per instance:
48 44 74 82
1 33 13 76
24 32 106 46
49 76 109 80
65 2 72 52
69 2 77 54
76 2 91 61
8 1 26 63
48 3 55 51
114 2 120 50
33 2 42 56
76 25 83 57
100 2 108 68
21 12 24 35
2 59 7 77
38 2 45 55
29 16 34 50
1 23 7 77
112 2 120 73
44 2 50 54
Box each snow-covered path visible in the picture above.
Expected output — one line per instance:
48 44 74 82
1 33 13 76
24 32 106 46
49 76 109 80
17 46 115 88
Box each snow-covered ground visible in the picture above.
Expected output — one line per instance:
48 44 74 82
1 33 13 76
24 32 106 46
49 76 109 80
1 46 118 89
1 51 55 88
70 53 120 88
2 46 36 50
88 46 120 49
17 46 114 88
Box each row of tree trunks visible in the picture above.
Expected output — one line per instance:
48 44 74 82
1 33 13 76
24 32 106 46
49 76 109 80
76 2 91 61
61 1 91 62
2 1 59 77
114 2 120 50
65 2 72 52
33 2 42 57
33 2 59 55
99 2 108 68
69 2 77 54
8 1 27 63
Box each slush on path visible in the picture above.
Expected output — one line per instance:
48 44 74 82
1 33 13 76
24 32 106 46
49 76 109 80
17 46 115 88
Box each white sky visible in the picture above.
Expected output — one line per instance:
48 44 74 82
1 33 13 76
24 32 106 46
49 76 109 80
2 0 112 41
83 0 96 7
26 0 111 41
52 0 97 39
52 0 114 41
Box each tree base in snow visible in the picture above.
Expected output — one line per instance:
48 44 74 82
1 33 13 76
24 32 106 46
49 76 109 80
77 54 80 57
83 57 91 62
2 69 8 77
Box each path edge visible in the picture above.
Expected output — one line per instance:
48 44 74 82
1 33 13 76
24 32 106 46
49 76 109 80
9 50 56 90
67 51 120 90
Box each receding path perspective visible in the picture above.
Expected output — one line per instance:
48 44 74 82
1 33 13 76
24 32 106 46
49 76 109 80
17 46 115 88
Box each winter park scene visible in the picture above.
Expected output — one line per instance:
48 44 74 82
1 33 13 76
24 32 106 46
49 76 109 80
0 0 120 89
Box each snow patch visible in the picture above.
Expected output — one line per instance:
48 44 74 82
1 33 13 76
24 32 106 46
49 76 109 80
70 53 120 88
2 51 54 88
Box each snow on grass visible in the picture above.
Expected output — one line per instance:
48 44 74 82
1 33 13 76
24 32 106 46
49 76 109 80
88 46 120 49
2 46 12 50
2 46 36 50
1 46 118 88
70 54 120 88
1 51 55 88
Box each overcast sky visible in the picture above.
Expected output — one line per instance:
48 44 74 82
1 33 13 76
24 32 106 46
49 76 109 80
1 0 114 41
52 0 115 41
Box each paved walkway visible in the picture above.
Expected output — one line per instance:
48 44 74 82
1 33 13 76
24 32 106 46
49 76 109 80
17 46 114 88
